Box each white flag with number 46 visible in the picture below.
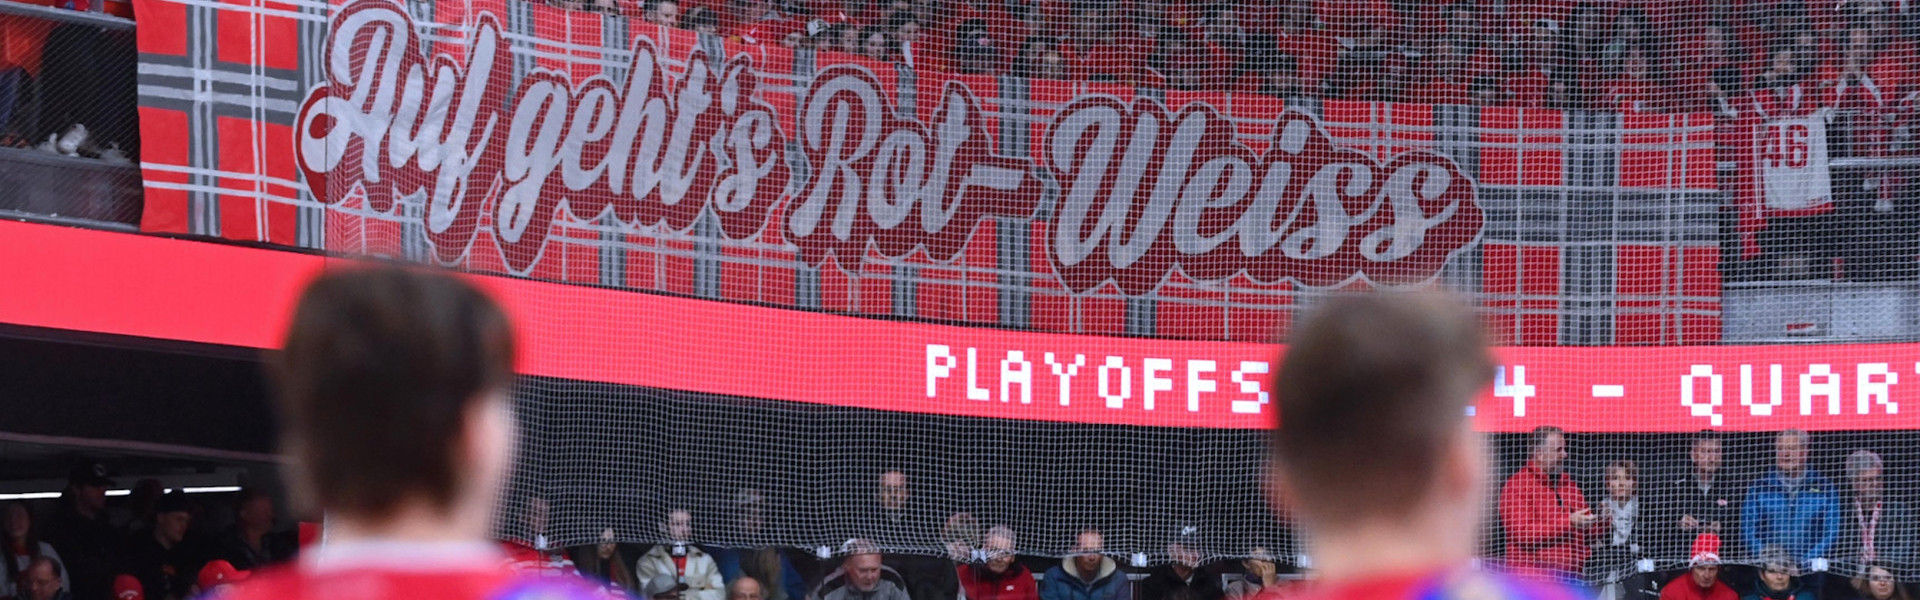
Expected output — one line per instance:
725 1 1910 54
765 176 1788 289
1758 116 1833 214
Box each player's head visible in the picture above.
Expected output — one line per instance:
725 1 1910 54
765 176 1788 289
274 266 518 534
1270 292 1494 534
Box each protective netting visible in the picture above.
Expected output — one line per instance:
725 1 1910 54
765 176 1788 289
121 0 1920 595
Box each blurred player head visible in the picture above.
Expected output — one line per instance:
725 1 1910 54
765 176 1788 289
1270 292 1494 579
273 266 518 540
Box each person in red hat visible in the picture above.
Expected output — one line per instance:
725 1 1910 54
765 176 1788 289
212 266 599 600
196 560 250 594
1659 533 1736 600
111 574 143 600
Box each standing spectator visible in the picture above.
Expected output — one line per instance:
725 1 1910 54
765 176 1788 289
2 502 68 599
645 0 682 28
1499 425 1599 583
121 493 195 600
1039 529 1130 600
820 542 908 600
1837 450 1913 572
1412 40 1477 106
213 489 295 571
956 526 1038 600
950 20 1002 75
1740 429 1839 565
571 528 641 596
1322 23 1403 100
710 489 806 600
1656 431 1741 565
865 471 958 600
1851 563 1911 600
502 496 576 580
1139 527 1223 600
18 557 69 600
1660 23 1739 114
859 26 895 60
636 509 725 600
1603 46 1657 112
1660 534 1736 600
1743 547 1816 600
42 463 116 600
1591 460 1656 600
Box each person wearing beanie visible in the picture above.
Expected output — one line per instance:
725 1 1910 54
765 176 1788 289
1661 533 1736 600
1742 546 1816 600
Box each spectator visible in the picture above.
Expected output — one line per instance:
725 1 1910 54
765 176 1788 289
110 575 140 600
3 502 68 599
1743 547 1815 600
1655 431 1740 566
645 573 691 600
121 493 195 600
860 26 895 60
1323 23 1403 100
635 509 725 600
1499 425 1598 582
1038 529 1130 600
1661 23 1739 114
1591 460 1656 599
685 7 722 35
956 526 1037 600
1223 547 1284 600
864 471 957 600
951 20 1001 75
1746 42 1817 117
821 542 908 600
1741 429 1839 565
112 480 162 535
42 463 116 600
571 528 640 595
1413 40 1476 106
892 14 934 69
19 556 69 600
1838 450 1912 571
646 0 682 28
1139 527 1222 600
730 577 766 600
1660 533 1736 600
502 496 577 579
213 489 295 571
1851 563 1911 600
709 490 806 600
193 560 248 595
1603 46 1657 112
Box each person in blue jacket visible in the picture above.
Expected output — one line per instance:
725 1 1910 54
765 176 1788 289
1742 429 1840 565
1040 529 1131 600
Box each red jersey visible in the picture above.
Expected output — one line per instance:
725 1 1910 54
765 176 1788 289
211 541 604 600
1289 568 1586 600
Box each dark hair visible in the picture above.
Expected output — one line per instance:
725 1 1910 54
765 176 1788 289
273 265 518 521
0 502 45 589
1271 293 1494 526
1693 429 1723 445
1531 425 1565 450
1605 459 1638 483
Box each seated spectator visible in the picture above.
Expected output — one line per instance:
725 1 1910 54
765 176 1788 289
1744 547 1815 600
1591 460 1656 599
570 528 640 595
1838 450 1912 571
1660 533 1736 600
2 502 68 599
816 541 909 600
956 526 1037 600
1654 431 1739 567
17 556 68 600
122 493 197 600
1039 529 1129 600
1139 527 1222 600
1222 546 1285 600
214 489 295 571
730 577 766 600
1498 425 1598 583
709 490 806 600
636 509 725 600
1741 430 1838 565
1851 563 1911 600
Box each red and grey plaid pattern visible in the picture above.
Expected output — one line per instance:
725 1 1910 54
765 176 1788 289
134 1 1725 345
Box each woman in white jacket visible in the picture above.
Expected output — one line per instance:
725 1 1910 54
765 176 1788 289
1 502 69 598
636 509 725 600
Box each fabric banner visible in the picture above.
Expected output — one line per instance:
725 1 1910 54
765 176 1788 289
1758 115 1834 214
133 0 1723 345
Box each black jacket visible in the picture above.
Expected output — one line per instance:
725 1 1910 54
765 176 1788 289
1653 473 1742 563
1137 564 1223 600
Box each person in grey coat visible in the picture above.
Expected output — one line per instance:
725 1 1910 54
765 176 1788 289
1836 450 1915 573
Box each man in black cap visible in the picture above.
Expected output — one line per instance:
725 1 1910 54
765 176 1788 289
42 463 118 600
1137 526 1223 600
121 493 197 600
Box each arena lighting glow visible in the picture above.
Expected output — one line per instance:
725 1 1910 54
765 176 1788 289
0 486 243 501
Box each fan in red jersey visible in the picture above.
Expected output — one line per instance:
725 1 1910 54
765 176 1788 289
1268 293 1585 600
211 266 599 600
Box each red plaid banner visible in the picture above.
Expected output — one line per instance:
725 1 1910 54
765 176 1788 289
135 0 1724 344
